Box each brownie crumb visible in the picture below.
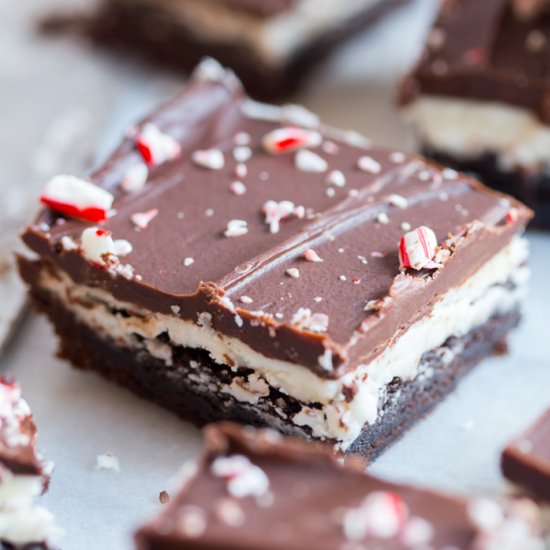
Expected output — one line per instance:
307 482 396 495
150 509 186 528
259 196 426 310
159 490 170 504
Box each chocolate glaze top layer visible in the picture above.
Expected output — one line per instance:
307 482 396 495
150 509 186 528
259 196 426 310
135 423 540 550
21 61 531 378
502 407 550 501
0 377 44 477
400 0 550 124
214 0 297 17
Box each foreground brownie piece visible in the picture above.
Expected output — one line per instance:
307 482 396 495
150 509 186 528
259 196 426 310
400 0 550 227
19 60 532 457
135 423 544 550
0 377 62 549
76 0 407 100
502 407 550 502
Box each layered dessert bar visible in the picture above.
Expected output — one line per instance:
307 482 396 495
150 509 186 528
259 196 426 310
0 377 62 549
502 407 550 502
82 0 406 99
19 60 532 457
135 423 544 550
400 0 550 226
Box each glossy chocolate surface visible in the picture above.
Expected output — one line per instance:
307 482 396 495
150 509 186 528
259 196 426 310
21 65 531 377
401 0 550 123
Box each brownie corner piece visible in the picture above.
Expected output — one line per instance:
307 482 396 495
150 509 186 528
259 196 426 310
399 0 550 226
83 0 408 100
134 422 545 550
19 59 532 460
0 377 63 549
502 407 550 503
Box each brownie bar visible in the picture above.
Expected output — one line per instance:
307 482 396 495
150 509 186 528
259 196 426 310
0 378 62 549
400 0 550 226
19 59 532 455
46 0 407 101
502 407 550 502
18 255 521 460
135 423 544 549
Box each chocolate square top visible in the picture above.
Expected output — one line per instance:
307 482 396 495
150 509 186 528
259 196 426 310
22 61 531 377
400 0 550 124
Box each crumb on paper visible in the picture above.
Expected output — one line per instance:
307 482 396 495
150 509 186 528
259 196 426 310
95 453 120 472
159 490 170 504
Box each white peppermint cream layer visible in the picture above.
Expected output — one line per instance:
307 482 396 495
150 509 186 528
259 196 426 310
404 96 550 173
132 0 381 65
36 236 528 450
0 474 63 546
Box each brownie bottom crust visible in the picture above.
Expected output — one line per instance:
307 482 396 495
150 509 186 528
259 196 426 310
47 0 406 101
21 257 520 461
424 150 550 229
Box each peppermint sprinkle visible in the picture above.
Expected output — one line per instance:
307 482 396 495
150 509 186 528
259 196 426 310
230 181 247 195
61 236 78 251
81 227 116 265
399 226 439 271
286 268 300 279
183 257 194 267
304 249 323 263
240 296 253 304
136 123 181 166
390 152 406 164
192 148 225 170
295 150 328 173
377 213 389 224
224 220 248 238
233 146 252 163
234 132 251 145
131 208 159 229
263 127 322 154
326 188 336 198
387 194 408 209
401 222 411 231
113 239 133 256
339 275 347 282
211 455 269 499
357 156 381 174
235 163 247 179
95 453 120 472
326 170 346 187
290 307 329 333
263 200 303 234
121 163 148 193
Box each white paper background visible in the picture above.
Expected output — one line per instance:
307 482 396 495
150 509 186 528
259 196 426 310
1 1 549 548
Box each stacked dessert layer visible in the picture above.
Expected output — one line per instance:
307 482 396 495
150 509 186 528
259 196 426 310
0 377 62 548
135 423 544 550
400 0 550 225
86 0 406 99
19 60 532 457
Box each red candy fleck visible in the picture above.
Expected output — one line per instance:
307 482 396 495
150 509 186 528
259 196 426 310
262 127 322 154
506 208 519 225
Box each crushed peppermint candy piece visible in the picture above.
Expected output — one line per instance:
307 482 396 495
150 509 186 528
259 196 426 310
224 220 248 238
136 123 181 166
229 181 247 195
286 268 300 278
40 175 114 223
183 257 194 267
80 227 116 265
290 308 329 333
304 249 323 263
121 163 148 193
240 296 253 304
131 208 159 229
211 455 269 499
387 194 408 209
0 377 33 448
342 491 408 541
192 148 225 170
113 239 133 256
506 208 519 224
61 235 78 251
357 156 381 174
262 127 321 154
295 149 328 173
262 200 303 234
377 213 389 225
399 226 440 271
233 146 252 163
326 170 346 187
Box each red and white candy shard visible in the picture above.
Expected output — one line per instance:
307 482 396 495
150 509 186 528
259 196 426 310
262 127 322 154
290 307 329 333
304 249 323 263
295 150 328 173
40 175 114 223
131 208 159 229
398 226 439 271
122 163 148 193
0 377 32 448
263 200 304 234
80 227 116 265
136 123 181 166
343 491 408 541
211 455 269 499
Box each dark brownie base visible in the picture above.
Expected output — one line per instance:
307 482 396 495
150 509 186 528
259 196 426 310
424 150 550 229
19 257 519 461
41 0 407 101
502 451 550 503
